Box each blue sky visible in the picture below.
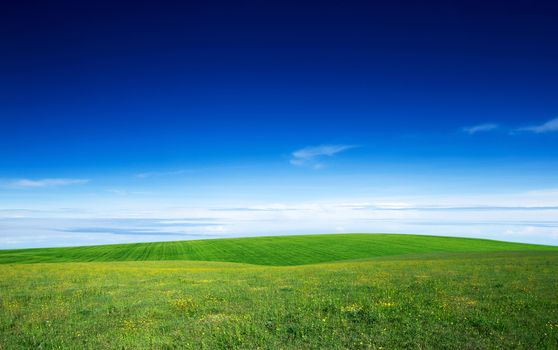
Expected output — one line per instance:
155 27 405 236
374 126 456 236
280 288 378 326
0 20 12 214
1 1 558 248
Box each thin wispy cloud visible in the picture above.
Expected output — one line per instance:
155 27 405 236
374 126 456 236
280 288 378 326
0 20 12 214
58 227 222 236
290 144 357 168
354 205 558 211
135 165 249 178
135 169 193 178
462 123 499 135
517 117 558 133
210 207 307 212
5 178 90 188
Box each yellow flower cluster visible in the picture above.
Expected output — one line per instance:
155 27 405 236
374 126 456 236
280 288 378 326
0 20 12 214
121 317 153 331
377 301 395 308
341 304 363 313
172 297 195 312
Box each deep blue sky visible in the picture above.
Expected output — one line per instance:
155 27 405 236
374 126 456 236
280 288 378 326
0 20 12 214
1 1 558 247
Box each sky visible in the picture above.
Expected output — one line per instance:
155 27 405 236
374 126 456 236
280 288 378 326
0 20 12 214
1 0 558 248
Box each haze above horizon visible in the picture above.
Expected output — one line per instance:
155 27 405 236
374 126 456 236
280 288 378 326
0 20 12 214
1 0 558 248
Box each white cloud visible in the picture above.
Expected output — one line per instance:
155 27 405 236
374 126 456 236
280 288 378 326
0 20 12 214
107 189 130 196
290 144 356 168
3 188 558 247
135 169 193 178
135 166 245 178
7 178 90 188
462 123 499 134
517 117 558 133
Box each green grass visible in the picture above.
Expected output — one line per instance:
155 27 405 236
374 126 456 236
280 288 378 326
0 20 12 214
1 233 557 265
1 234 558 349
1 251 558 349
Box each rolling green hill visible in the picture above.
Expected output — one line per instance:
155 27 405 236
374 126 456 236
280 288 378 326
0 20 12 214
2 234 558 348
2 251 558 349
1 233 556 265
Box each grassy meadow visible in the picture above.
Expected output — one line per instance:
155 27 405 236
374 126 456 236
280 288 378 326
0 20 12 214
1 234 558 349
1 233 556 265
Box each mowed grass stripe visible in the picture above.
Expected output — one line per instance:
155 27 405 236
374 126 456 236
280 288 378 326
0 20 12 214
0 233 556 266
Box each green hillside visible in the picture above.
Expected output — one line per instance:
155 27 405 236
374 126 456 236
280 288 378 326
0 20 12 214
2 251 558 349
1 233 556 265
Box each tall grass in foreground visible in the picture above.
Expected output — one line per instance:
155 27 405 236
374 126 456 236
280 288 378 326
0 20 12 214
1 251 557 349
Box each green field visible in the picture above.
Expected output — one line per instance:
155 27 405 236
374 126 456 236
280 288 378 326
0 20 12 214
1 234 558 349
1 233 556 265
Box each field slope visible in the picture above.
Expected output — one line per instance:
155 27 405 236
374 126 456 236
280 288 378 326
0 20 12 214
2 234 558 349
1 233 556 265
2 251 558 349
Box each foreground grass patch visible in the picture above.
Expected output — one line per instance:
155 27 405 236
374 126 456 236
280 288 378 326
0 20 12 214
1 251 557 349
